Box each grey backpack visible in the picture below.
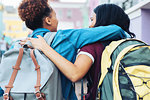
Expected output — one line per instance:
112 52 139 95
0 32 63 100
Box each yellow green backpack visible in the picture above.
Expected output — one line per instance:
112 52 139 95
98 39 150 100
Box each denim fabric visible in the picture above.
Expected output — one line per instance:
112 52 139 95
0 87 4 97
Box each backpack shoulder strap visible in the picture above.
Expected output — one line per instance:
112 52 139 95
44 32 56 45
98 39 128 87
23 32 56 48
3 48 24 100
113 44 142 100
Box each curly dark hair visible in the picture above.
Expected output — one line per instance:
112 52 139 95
18 0 52 30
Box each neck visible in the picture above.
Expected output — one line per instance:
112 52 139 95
43 26 57 32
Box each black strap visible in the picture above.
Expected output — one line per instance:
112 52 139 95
81 79 84 100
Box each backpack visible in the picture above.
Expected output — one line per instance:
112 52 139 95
97 39 150 100
0 32 63 100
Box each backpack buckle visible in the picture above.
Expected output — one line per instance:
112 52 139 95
107 68 113 72
3 93 9 100
35 91 42 99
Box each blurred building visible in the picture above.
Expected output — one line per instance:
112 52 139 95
3 6 29 39
0 3 3 38
50 0 59 1
125 0 150 44
100 0 142 10
87 0 100 16
1 0 90 42
50 0 89 29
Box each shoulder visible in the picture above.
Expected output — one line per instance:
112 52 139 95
80 42 103 52
77 42 104 63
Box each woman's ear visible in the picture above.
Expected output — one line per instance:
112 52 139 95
45 17 52 25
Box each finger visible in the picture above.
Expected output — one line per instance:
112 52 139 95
27 45 33 49
19 41 26 46
26 37 31 40
37 35 43 39
20 39 27 42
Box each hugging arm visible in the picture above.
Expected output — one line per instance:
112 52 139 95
26 36 93 82
24 25 127 82
64 24 127 49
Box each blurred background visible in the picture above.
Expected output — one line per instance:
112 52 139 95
0 0 150 52
0 0 150 99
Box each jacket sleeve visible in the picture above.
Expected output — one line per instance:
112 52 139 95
0 87 4 96
59 24 127 49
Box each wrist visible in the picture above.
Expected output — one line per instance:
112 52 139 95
41 43 50 52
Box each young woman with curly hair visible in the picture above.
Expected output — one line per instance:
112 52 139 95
1 0 131 99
